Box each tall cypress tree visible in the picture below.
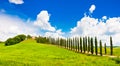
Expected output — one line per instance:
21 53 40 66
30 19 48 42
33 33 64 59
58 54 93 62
83 37 85 53
75 37 78 52
95 37 98 55
88 37 91 53
80 37 82 53
91 38 94 54
110 36 113 55
65 39 66 48
66 38 68 49
70 38 74 50
69 38 71 50
100 40 102 56
104 43 107 55
85 37 88 52
78 38 80 52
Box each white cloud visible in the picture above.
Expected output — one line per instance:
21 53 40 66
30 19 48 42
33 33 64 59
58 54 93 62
89 5 96 13
102 16 107 20
44 29 64 39
0 14 39 41
34 10 56 31
0 10 64 41
70 15 120 46
9 0 24 4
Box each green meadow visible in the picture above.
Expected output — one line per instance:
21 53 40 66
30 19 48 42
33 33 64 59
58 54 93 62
0 39 120 66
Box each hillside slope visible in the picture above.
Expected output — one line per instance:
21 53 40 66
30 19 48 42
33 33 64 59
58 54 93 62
0 39 119 66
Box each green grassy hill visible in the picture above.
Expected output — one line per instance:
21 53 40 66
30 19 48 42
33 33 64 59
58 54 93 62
0 39 119 66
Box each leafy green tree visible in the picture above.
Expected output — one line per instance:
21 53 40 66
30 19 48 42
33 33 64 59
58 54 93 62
13 36 21 43
110 36 113 55
5 38 14 46
95 37 98 55
17 34 26 41
5 34 26 46
27 35 32 39
100 40 102 56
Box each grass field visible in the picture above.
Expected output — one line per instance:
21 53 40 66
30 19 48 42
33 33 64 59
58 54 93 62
0 39 120 66
97 46 120 56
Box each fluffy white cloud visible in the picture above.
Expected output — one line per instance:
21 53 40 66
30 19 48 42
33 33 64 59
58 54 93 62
0 14 39 41
34 10 56 31
44 29 64 39
70 16 120 46
0 10 64 41
102 16 107 20
9 0 24 4
89 5 96 13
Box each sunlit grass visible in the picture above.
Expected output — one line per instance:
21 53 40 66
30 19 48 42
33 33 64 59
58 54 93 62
0 39 120 66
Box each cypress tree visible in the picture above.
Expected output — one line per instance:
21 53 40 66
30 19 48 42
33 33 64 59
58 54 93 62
67 39 69 49
80 37 82 53
64 39 66 48
95 37 98 55
91 38 94 54
75 37 78 52
69 38 71 50
71 38 73 50
67 38 69 49
104 43 107 55
58 38 60 46
88 37 91 53
66 39 67 49
83 37 85 53
100 40 102 56
68 38 70 50
78 38 80 52
85 37 88 52
110 36 113 55
73 38 75 50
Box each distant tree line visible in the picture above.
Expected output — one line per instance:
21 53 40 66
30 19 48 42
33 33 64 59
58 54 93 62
36 36 113 56
5 34 26 46
36 36 50 44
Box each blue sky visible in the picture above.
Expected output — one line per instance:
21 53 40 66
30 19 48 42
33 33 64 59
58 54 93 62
0 0 120 46
0 0 120 32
